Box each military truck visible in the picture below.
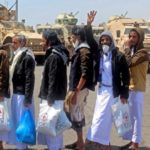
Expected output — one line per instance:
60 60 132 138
36 12 80 58
36 23 70 45
0 4 44 63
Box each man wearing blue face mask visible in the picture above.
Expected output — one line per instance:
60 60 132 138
85 29 130 150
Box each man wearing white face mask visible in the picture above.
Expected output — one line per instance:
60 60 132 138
102 44 110 54
65 26 94 150
86 30 130 150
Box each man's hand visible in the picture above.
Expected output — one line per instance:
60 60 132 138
71 90 79 105
87 10 97 25
124 39 132 49
120 97 128 104
0 50 7 57
47 100 53 106
24 101 31 107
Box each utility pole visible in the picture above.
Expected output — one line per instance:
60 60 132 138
15 0 18 21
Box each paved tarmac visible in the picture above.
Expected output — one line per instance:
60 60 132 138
4 66 150 150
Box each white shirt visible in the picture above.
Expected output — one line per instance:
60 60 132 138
100 51 112 86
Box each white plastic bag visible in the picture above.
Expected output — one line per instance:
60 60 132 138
0 99 11 132
56 110 72 135
36 103 60 136
112 100 132 136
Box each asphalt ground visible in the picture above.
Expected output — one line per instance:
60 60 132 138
4 66 150 150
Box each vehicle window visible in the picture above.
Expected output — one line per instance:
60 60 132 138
124 28 132 35
124 28 150 34
143 28 150 34
116 30 121 37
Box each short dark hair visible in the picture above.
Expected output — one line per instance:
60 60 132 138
42 30 61 46
72 26 86 42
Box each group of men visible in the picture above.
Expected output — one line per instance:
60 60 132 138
0 10 149 150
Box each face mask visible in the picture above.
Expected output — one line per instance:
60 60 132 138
102 44 110 54
73 40 79 48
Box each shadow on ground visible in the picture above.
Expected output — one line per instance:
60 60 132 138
112 145 150 150
140 147 150 150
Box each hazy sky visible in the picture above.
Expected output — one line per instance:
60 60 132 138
1 0 150 27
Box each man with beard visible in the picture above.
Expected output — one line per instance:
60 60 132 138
120 28 149 150
8 35 35 149
84 11 130 150
38 31 69 150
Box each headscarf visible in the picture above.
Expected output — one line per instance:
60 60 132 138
129 27 145 50
99 31 115 51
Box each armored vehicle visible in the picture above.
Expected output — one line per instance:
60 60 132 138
36 12 79 58
0 4 44 63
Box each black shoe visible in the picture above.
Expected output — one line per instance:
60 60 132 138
120 142 132 150
65 142 77 149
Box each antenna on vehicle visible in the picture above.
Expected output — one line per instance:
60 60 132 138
123 11 128 17
74 11 79 16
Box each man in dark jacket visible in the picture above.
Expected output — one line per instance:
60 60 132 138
0 49 9 150
38 31 69 150
39 31 69 105
64 23 94 150
85 11 130 150
8 34 35 149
